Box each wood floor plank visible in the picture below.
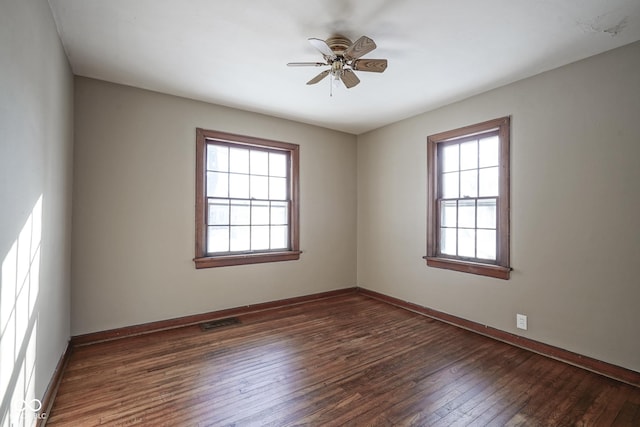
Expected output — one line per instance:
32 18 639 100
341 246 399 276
387 345 534 425
46 294 640 426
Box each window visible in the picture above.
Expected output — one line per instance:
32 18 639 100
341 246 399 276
425 117 510 279
194 129 300 268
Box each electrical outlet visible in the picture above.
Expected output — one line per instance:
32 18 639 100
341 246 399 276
516 314 528 330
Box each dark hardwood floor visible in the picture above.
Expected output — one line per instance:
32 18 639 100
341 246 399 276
47 294 640 426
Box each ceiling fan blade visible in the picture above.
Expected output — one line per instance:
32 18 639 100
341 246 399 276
352 59 388 73
287 62 327 67
308 38 336 59
341 69 360 89
344 36 376 60
306 69 331 85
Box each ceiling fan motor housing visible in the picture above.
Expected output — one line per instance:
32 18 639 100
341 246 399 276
325 35 352 56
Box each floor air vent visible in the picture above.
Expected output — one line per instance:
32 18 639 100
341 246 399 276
199 317 240 331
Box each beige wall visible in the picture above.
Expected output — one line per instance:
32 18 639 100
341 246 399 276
357 41 640 372
71 78 357 335
0 0 74 422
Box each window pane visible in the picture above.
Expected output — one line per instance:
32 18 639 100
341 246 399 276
270 153 287 177
251 226 270 251
442 144 459 172
442 172 459 199
479 136 499 168
440 228 456 256
477 229 496 260
207 172 228 198
441 200 457 227
207 226 229 253
207 145 228 172
208 200 229 225
271 225 288 249
270 177 287 200
250 175 269 199
229 147 249 173
251 200 270 225
250 150 269 175
230 200 250 225
477 198 497 229
229 173 249 199
230 226 250 251
458 228 475 258
479 167 499 197
460 140 477 170
271 201 288 225
458 199 475 228
460 169 478 198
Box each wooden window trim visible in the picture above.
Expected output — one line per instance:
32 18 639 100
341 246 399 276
425 117 510 279
194 128 301 269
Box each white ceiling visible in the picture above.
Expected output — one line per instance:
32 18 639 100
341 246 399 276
48 0 640 135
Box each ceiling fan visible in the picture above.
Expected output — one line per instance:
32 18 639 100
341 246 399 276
287 35 388 92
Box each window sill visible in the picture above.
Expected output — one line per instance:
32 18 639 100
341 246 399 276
194 251 302 269
423 256 510 280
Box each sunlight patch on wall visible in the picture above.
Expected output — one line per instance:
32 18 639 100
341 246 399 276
1 195 43 426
